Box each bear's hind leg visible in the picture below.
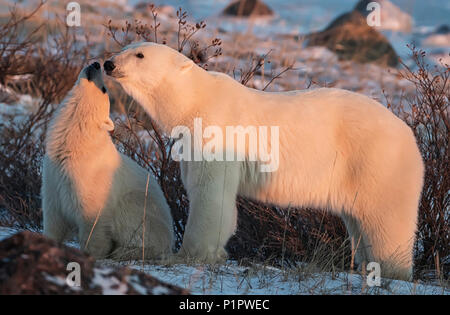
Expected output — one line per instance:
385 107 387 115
348 201 416 281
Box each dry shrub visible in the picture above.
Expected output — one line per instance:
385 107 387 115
0 2 89 229
392 46 449 281
227 199 350 270
105 6 222 69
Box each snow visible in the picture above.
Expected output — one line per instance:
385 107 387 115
44 272 84 292
0 228 448 295
424 34 450 47
152 285 170 295
91 267 128 295
0 226 18 241
106 260 449 295
125 274 149 294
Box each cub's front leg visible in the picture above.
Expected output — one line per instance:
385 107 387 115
179 160 241 263
78 213 114 259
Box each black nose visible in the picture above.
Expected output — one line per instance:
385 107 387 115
104 60 115 72
91 62 100 70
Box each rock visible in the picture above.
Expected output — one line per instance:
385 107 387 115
355 0 413 33
434 25 450 35
134 2 150 12
222 0 273 17
423 25 450 48
306 11 398 67
0 231 188 295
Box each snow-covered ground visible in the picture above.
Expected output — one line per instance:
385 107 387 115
1 227 448 295
112 260 449 295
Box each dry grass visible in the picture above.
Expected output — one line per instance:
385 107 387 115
393 46 449 282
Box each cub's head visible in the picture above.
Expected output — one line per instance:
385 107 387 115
73 62 114 132
78 61 108 94
103 42 194 93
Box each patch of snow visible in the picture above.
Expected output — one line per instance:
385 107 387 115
152 285 170 295
126 274 149 294
43 273 69 287
424 34 450 47
428 53 450 66
91 267 128 295
0 226 18 241
300 46 338 62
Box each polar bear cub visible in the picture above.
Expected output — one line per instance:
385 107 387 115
104 43 424 280
42 62 174 260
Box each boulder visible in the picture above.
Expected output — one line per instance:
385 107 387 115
355 0 413 33
434 25 450 35
424 25 450 47
307 11 398 67
222 0 273 17
0 231 188 295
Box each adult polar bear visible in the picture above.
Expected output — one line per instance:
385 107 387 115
104 42 424 280
42 62 174 260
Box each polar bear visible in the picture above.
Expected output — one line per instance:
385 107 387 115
42 62 174 260
104 42 424 280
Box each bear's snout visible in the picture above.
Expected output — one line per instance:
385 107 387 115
104 60 115 74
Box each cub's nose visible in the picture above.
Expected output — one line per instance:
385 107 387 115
91 62 100 70
103 60 115 72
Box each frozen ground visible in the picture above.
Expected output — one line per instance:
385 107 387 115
1 227 448 295
109 260 449 295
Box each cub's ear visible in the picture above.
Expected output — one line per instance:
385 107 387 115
100 117 115 131
177 55 194 74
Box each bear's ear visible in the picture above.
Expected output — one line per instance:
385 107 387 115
177 56 194 74
100 117 115 132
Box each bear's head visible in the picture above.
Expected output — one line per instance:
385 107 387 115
103 42 194 96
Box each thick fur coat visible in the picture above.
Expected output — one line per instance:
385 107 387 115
105 43 424 279
42 63 174 260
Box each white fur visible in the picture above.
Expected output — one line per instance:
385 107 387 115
42 64 174 260
108 43 424 279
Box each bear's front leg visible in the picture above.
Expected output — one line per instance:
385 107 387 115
179 160 241 263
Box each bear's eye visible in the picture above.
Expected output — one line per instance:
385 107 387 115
102 86 107 93
136 53 144 59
